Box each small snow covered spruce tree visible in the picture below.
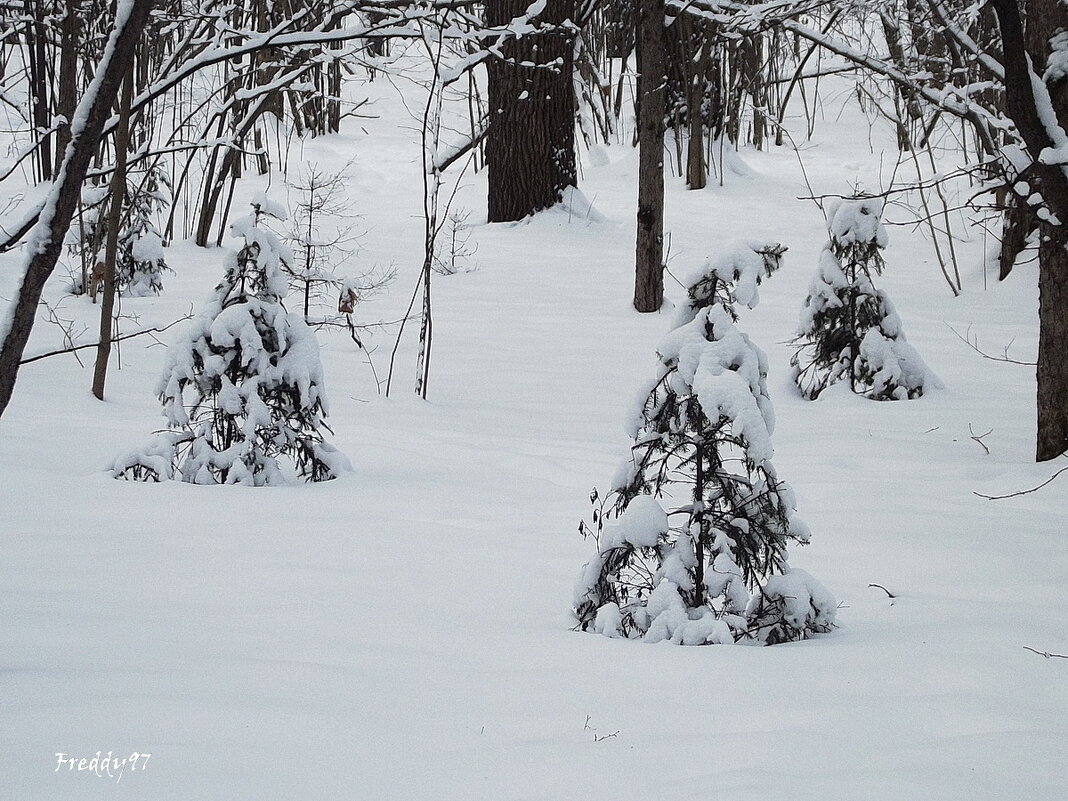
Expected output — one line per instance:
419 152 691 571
116 166 171 297
112 196 349 485
791 198 939 400
574 242 836 646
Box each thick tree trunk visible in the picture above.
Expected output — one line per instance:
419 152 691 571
484 0 577 222
1025 0 1068 460
634 0 666 312
0 1 153 421
993 0 1068 460
1036 230 1068 460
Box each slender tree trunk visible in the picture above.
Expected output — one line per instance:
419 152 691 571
484 0 577 222
327 14 342 134
55 2 80 176
92 62 134 400
24 0 52 182
686 37 709 189
748 35 767 150
195 106 265 246
846 255 858 393
634 0 666 312
693 441 705 608
880 11 916 151
0 0 153 421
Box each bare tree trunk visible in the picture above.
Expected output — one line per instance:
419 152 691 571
24 0 52 182
634 0 666 312
880 11 916 151
55 1 80 176
748 34 767 150
993 0 1068 461
0 0 153 420
484 0 577 222
326 15 342 134
686 33 709 189
92 63 134 400
195 106 265 246
1036 229 1068 461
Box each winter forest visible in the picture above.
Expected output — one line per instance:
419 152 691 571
1 0 1066 797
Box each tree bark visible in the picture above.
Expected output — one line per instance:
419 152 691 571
0 1 153 421
484 0 577 222
1035 229 1068 461
634 0 666 312
993 0 1068 461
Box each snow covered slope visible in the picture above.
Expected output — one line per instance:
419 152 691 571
2 75 1066 800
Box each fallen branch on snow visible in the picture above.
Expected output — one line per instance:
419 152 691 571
1023 646 1068 660
974 466 1068 500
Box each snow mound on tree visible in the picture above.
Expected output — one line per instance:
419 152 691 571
112 199 349 486
826 197 888 247
793 196 939 401
574 241 835 646
748 568 838 644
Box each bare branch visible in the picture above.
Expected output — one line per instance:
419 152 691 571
19 314 191 366
969 424 993 455
1023 646 1068 660
946 323 1036 366
975 465 1068 500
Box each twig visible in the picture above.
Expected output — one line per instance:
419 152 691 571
974 466 1068 500
947 323 1035 366
1023 646 1068 660
796 163 992 205
41 299 89 368
968 424 993 455
868 583 896 598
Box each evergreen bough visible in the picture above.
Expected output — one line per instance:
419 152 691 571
791 198 940 401
113 196 349 485
574 242 836 646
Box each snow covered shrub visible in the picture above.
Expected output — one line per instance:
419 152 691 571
112 196 349 485
116 166 171 296
791 198 940 400
574 242 836 646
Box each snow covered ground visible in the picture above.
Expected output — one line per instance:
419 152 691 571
2 71 1067 800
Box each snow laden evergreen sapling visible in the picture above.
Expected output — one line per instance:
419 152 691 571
574 242 836 646
116 166 172 296
791 198 940 400
112 196 349 485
